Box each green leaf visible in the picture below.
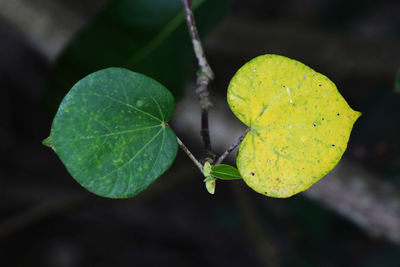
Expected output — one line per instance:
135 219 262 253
45 68 178 198
45 0 229 111
203 162 216 194
395 68 400 92
210 164 242 180
227 54 361 198
203 161 212 177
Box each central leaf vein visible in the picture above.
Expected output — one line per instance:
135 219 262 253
62 125 161 141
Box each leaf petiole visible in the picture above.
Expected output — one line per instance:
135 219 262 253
176 136 204 174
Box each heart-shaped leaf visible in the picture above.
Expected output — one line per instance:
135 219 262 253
210 164 242 180
227 54 361 198
44 68 178 198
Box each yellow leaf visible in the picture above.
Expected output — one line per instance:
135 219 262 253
205 178 216 194
227 54 361 198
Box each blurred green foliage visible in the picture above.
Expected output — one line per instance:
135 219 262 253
395 68 400 92
45 0 229 112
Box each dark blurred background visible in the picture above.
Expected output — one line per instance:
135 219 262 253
1 0 400 266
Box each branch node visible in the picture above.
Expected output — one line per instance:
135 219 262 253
181 0 215 161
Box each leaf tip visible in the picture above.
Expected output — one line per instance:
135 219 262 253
353 110 362 121
42 136 56 151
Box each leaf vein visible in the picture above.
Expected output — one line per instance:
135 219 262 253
62 125 161 141
142 86 164 121
78 92 162 122
97 128 164 182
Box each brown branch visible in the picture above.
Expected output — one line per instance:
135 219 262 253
177 136 204 174
181 0 215 161
215 127 251 165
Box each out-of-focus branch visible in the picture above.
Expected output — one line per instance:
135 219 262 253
206 19 400 84
0 196 83 239
0 0 109 62
2 5 399 81
304 161 400 243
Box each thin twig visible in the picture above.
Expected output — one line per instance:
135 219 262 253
215 128 251 165
0 196 83 239
177 136 204 174
181 0 215 160
181 0 214 81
